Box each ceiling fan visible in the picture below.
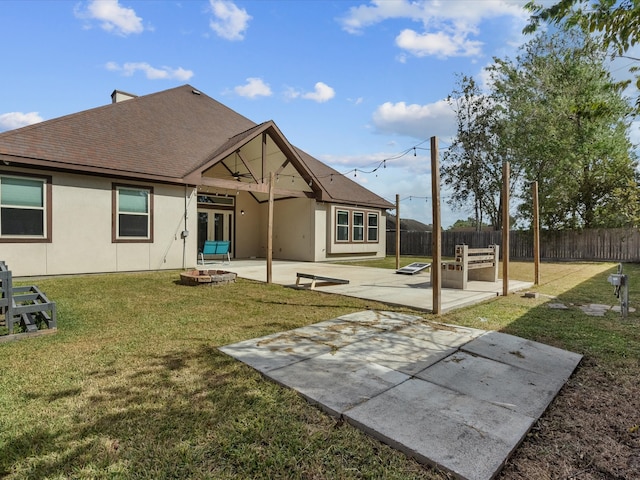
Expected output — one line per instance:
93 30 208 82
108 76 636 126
231 151 253 180
231 171 252 180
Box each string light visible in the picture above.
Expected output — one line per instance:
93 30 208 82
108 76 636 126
218 138 452 186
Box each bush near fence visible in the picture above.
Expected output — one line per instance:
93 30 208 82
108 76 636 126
386 228 640 262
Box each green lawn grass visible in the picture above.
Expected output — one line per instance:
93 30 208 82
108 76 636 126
1 259 638 479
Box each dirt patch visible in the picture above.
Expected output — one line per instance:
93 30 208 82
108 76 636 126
499 357 640 479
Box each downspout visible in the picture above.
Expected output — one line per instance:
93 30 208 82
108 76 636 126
182 185 189 269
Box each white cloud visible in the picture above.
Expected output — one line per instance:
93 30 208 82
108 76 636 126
285 82 336 103
75 0 144 36
339 0 529 59
0 112 43 131
209 0 251 41
339 0 423 35
372 99 456 140
396 29 483 58
234 77 272 98
106 62 194 81
302 82 335 103
287 82 334 103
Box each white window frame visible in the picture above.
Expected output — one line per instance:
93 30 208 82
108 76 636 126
336 209 350 242
367 213 379 242
352 211 365 242
113 184 153 243
333 207 380 245
0 173 50 242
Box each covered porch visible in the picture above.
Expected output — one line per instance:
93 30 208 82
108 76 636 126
188 121 390 264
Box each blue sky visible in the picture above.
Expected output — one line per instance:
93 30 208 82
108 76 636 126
2 0 637 227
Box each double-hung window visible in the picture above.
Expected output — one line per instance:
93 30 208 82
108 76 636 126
336 210 349 242
353 212 364 242
367 213 378 241
113 184 153 242
334 207 380 244
0 174 50 241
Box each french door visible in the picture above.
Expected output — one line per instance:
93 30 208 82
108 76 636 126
197 209 233 256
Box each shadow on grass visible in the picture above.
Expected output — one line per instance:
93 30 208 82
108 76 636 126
1 347 291 479
492 263 640 480
2 343 433 479
500 263 640 363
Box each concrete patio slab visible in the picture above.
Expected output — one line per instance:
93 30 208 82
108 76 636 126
415 351 565 418
220 310 583 480
267 351 410 416
290 319 382 347
394 321 484 347
226 260 533 313
461 331 583 380
345 378 536 480
337 331 461 376
219 332 333 373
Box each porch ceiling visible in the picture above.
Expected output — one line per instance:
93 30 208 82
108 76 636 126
201 130 316 202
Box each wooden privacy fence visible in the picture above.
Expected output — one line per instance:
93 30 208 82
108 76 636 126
387 228 640 262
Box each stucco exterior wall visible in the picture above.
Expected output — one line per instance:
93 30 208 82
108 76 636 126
234 191 262 259
254 198 314 261
323 204 387 260
1 169 198 277
253 199 387 262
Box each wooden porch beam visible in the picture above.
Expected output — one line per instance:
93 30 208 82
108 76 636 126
235 150 261 183
199 176 314 198
262 133 267 184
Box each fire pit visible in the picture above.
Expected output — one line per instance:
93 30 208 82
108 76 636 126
180 269 237 286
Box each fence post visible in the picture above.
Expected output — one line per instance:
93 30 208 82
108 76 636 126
431 136 442 314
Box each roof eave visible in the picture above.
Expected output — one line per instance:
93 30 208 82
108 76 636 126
0 154 191 186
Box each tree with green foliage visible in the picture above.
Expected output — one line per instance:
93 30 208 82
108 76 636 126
442 75 515 231
488 28 639 229
448 216 491 230
525 0 640 109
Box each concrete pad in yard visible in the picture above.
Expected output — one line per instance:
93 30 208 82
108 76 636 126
338 310 422 330
345 378 535 480
416 351 564 418
218 332 332 373
267 351 410 416
462 331 583 380
394 321 483 348
337 331 458 376
289 319 381 348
